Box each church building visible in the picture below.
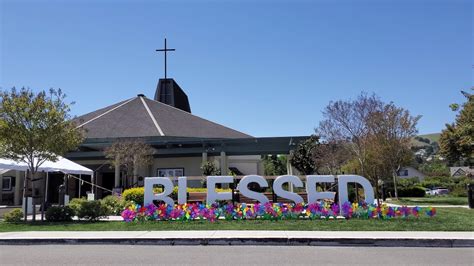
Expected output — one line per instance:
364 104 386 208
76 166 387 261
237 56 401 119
66 77 308 199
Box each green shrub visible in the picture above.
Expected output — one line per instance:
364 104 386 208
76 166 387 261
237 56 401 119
421 176 453 189
68 197 87 215
398 177 420 189
4 209 23 223
45 206 74 222
201 161 220 176
121 186 235 206
122 187 165 205
121 200 135 210
420 176 471 196
122 187 145 205
76 200 107 221
100 195 123 215
399 186 426 197
450 185 468 197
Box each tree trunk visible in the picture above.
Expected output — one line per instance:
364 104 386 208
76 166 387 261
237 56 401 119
30 169 36 222
375 180 381 207
392 171 399 199
41 173 46 221
23 170 28 222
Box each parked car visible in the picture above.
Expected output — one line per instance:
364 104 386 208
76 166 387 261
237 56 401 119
425 187 449 196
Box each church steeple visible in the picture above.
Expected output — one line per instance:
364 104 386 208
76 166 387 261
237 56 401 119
154 38 191 113
154 78 191 113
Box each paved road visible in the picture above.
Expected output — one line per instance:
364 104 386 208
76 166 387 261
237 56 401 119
1 245 473 265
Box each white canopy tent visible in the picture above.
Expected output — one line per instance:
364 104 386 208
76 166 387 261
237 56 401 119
0 156 93 176
0 156 93 219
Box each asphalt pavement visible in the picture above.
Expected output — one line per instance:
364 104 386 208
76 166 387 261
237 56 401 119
1 245 473 265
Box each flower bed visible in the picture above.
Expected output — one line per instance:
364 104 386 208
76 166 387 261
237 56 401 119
121 202 436 222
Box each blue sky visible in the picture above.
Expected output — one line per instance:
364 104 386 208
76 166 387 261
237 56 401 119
1 0 472 137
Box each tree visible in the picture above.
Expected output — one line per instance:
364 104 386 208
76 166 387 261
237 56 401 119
317 93 419 200
365 102 420 198
262 155 287 176
0 87 83 221
289 136 319 175
317 93 382 179
200 161 220 187
104 139 154 188
312 140 351 175
440 89 473 166
418 159 450 176
200 161 220 176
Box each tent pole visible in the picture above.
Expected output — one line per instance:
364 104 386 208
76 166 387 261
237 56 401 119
23 170 28 222
91 172 95 199
41 172 47 221
45 172 49 205
79 174 81 198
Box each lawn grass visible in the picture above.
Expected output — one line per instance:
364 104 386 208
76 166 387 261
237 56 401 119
390 197 468 206
0 208 472 232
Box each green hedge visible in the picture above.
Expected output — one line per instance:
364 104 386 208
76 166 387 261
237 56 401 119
421 176 470 197
122 187 146 205
121 186 232 205
69 197 87 215
46 206 74 222
75 200 107 221
4 209 23 223
100 195 123 215
398 186 426 197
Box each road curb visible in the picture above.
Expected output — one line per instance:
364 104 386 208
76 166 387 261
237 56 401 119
1 237 473 247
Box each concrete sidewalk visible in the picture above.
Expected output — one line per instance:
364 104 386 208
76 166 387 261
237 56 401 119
1 231 473 247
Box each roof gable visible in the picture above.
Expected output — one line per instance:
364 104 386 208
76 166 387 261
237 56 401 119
74 96 251 139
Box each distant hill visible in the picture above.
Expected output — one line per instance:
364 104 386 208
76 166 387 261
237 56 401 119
419 133 441 143
411 133 441 147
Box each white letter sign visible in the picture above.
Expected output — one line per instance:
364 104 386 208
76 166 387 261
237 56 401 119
206 176 234 205
273 175 304 204
144 177 174 206
338 175 375 205
306 175 336 204
177 176 187 205
237 175 269 203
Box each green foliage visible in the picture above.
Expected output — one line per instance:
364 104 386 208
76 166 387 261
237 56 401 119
122 187 145 205
398 186 426 197
440 89 473 166
418 159 450 176
122 187 165 205
420 176 471 197
68 197 87 215
397 177 420 190
3 209 23 223
289 136 319 175
450 186 468 197
0 87 83 171
75 200 107 221
263 155 287 175
122 186 234 206
100 195 123 215
200 161 220 176
414 136 431 144
420 176 458 190
45 206 74 222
